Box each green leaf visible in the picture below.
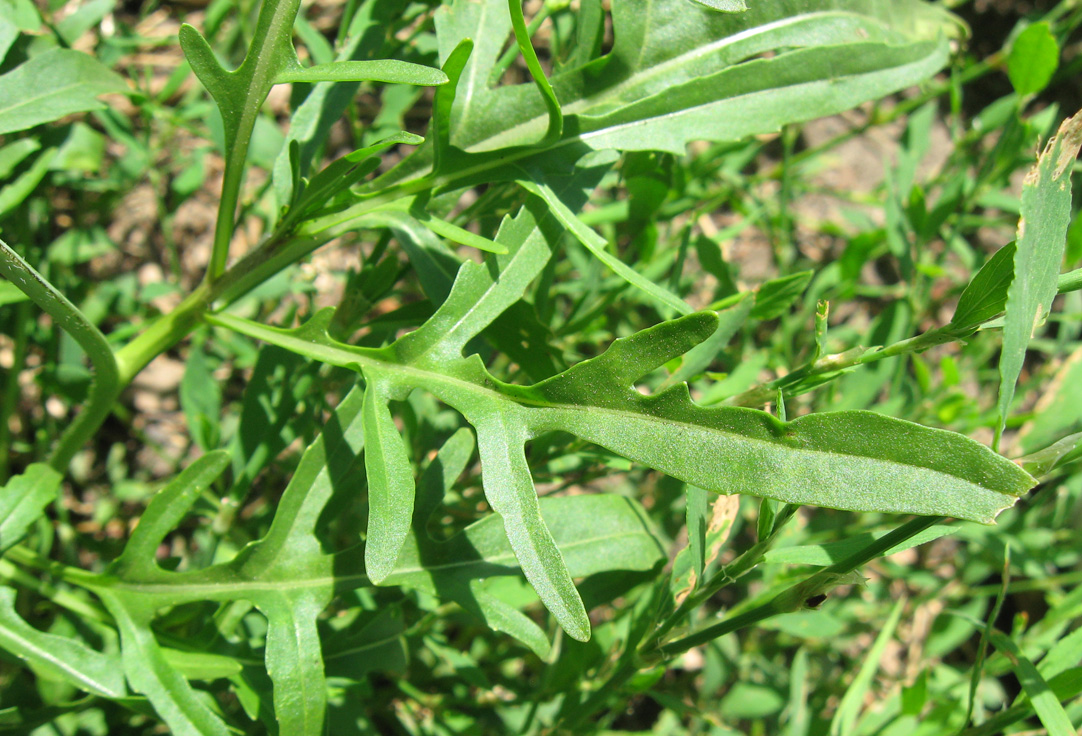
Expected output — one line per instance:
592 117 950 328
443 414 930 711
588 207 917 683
224 304 1032 523
98 389 368 734
96 591 230 736
689 0 747 11
998 110 1082 442
951 242 1016 331
663 294 752 387
751 271 813 320
0 464 60 554
0 48 128 135
272 0 408 206
432 38 474 176
385 493 665 653
160 648 243 681
111 452 232 577
988 629 1077 736
1016 432 1082 479
473 412 590 641
362 369 417 583
1008 22 1059 96
410 206 509 254
378 0 958 187
0 587 126 698
274 59 447 86
764 525 958 566
507 0 561 144
518 175 693 315
288 132 424 228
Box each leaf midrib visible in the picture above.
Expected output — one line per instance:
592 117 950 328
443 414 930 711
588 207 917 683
96 528 653 597
212 313 1010 494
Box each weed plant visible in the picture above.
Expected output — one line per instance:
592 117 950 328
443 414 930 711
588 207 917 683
1 0 1082 733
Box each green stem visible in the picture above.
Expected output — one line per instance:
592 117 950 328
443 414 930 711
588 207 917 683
0 300 30 480
728 267 1082 409
725 322 961 408
114 283 213 386
202 0 303 281
0 242 119 474
652 516 942 659
1058 267 1082 294
0 550 111 623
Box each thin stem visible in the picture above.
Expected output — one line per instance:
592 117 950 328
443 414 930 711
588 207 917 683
725 323 961 408
652 516 942 659
0 551 111 623
0 300 30 480
114 283 213 386
0 242 120 474
1058 267 1082 294
728 267 1082 409
202 0 303 281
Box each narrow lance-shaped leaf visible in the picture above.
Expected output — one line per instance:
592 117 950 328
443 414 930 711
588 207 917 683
362 369 417 584
999 109 1082 443
110 452 232 578
374 0 960 190
0 587 126 699
507 0 562 144
471 408 590 641
274 59 448 86
0 464 61 554
432 38 474 175
0 48 129 135
96 591 230 736
258 591 329 736
518 175 693 315
951 241 1016 332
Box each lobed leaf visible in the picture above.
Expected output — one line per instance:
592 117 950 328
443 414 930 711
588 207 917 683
376 0 959 188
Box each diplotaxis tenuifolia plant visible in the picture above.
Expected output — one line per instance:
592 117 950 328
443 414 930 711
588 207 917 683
2 0 1082 733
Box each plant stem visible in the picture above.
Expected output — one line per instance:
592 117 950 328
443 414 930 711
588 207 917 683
725 322 962 408
1058 267 1082 294
0 300 30 481
651 516 941 659
202 0 303 282
0 242 120 473
114 283 213 386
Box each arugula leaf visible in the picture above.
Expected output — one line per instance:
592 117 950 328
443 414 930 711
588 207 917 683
211 184 1034 642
